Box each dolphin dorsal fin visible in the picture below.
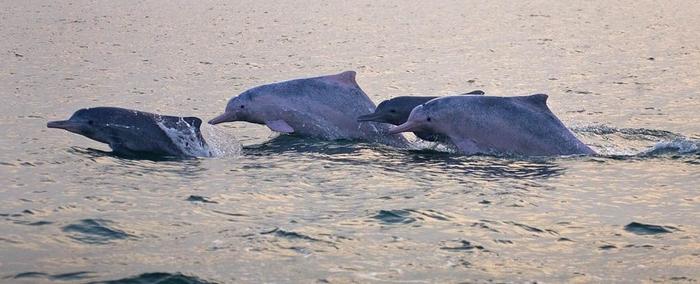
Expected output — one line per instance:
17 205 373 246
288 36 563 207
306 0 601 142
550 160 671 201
522 93 549 109
326 71 358 87
183 117 203 128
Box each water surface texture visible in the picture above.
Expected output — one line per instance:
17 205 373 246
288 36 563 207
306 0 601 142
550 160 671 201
1 1 699 283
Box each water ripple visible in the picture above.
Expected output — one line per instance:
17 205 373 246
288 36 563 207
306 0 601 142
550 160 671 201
372 210 416 224
88 272 216 284
7 271 95 281
440 240 487 252
624 222 679 235
62 219 136 244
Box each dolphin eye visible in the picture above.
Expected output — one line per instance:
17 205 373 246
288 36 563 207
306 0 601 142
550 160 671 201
389 109 396 113
88 120 94 125
240 105 245 109
426 117 432 122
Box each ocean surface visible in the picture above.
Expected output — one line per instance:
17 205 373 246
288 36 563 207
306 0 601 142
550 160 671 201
1 1 699 283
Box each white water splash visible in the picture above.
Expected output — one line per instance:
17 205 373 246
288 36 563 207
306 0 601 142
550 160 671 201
155 117 214 157
573 125 698 156
200 124 242 158
401 133 458 153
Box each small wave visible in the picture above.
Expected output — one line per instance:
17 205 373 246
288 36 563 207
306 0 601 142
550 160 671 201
260 227 324 242
624 222 679 235
371 209 452 225
643 138 699 155
8 271 95 281
599 244 617 250
12 220 53 226
257 227 338 252
574 125 682 140
62 219 135 244
372 210 417 224
244 135 360 155
573 125 699 157
504 221 546 234
440 239 487 252
186 195 218 204
88 272 216 284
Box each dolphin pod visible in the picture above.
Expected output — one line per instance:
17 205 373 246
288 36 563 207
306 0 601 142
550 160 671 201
47 71 595 157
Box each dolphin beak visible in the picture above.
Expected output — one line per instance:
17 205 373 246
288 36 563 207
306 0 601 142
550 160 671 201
47 120 82 132
357 112 387 123
208 112 236 125
388 121 419 135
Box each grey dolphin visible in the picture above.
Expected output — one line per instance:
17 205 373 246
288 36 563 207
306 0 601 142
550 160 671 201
387 94 595 156
357 90 484 142
47 107 210 157
209 71 408 146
